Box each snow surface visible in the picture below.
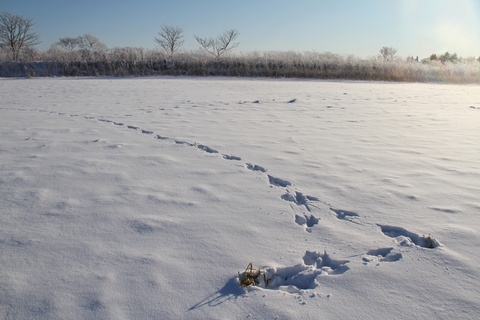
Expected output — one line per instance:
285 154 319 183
1 77 479 319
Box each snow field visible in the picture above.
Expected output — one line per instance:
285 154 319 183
1 77 479 319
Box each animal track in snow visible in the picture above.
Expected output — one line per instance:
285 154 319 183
174 140 194 146
90 115 223 158
223 154 241 160
197 145 219 154
268 175 291 187
378 225 440 248
330 208 359 221
246 163 267 172
362 247 403 265
294 214 319 232
281 190 319 212
260 251 349 294
302 250 349 275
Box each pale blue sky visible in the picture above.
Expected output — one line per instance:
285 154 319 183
2 0 480 58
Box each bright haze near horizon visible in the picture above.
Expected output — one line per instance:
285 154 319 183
2 0 480 59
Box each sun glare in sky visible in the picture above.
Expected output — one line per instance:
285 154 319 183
399 0 480 57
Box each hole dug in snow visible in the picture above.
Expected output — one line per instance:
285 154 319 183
378 225 440 249
362 247 403 265
295 214 319 233
281 190 319 212
237 251 349 293
302 250 350 276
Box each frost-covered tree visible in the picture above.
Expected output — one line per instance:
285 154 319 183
110 46 145 62
194 29 240 59
77 33 108 62
379 46 397 61
439 52 458 63
46 43 65 62
155 25 184 58
0 12 40 61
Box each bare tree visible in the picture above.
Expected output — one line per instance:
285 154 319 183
57 37 79 52
0 12 40 61
194 29 240 59
380 47 397 61
155 25 184 58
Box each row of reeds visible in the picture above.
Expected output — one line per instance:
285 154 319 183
1 50 479 83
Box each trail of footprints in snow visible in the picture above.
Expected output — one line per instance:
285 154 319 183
13 107 443 251
89 114 442 270
89 114 362 232
6 107 441 293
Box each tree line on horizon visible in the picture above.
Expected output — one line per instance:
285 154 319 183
1 11 480 83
